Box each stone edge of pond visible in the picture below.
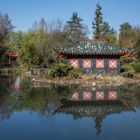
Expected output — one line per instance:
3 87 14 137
30 74 140 87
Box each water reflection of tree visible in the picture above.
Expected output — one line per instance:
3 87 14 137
0 76 80 120
119 85 140 108
95 117 103 135
0 75 17 120
1 76 140 122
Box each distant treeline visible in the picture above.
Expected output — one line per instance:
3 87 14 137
0 4 140 69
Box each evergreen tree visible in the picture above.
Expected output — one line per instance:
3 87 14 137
134 38 140 60
92 4 117 44
92 3 103 39
0 12 13 51
65 12 87 43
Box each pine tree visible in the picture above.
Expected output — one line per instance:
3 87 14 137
0 13 13 49
92 3 103 39
65 12 87 43
92 4 117 44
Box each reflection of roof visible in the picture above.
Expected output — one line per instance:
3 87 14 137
56 99 133 118
56 42 130 56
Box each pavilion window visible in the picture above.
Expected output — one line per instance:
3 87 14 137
83 92 92 100
96 91 104 100
69 59 79 68
71 92 79 101
108 91 117 100
96 59 104 68
34 69 40 75
82 59 92 68
108 59 118 68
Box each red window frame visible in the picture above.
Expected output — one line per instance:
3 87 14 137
96 59 104 68
69 59 79 68
82 59 92 68
108 59 118 69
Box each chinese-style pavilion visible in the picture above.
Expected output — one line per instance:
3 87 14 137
56 41 131 73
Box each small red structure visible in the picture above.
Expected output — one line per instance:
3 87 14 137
5 51 20 65
6 51 20 57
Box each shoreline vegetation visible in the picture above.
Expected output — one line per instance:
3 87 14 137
29 63 140 87
1 63 140 87
30 73 140 87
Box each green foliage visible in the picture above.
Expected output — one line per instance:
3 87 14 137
121 64 135 77
68 68 84 79
9 18 70 69
48 63 83 78
133 62 140 73
92 4 117 45
122 64 134 71
0 12 13 49
134 39 140 60
49 63 72 77
1 9 140 72
101 21 117 45
121 71 135 77
92 3 103 39
119 22 135 48
0 12 13 66
65 12 88 43
118 23 140 63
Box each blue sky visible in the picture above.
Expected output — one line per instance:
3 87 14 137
0 0 140 38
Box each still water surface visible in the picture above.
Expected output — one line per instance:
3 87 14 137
0 75 140 140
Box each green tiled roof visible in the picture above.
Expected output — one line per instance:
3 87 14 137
57 42 130 56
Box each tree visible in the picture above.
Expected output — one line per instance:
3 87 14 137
15 18 69 68
134 38 140 60
92 4 117 44
101 21 117 44
64 12 88 43
92 3 103 39
119 22 134 48
20 29 48 67
0 12 13 53
0 13 13 67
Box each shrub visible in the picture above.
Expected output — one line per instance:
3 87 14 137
49 63 72 77
48 63 84 78
121 64 135 77
121 64 134 72
68 68 84 79
133 62 140 73
121 70 135 78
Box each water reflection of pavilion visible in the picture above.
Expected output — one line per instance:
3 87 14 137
56 88 135 135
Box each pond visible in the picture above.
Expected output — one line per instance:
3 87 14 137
0 75 140 140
